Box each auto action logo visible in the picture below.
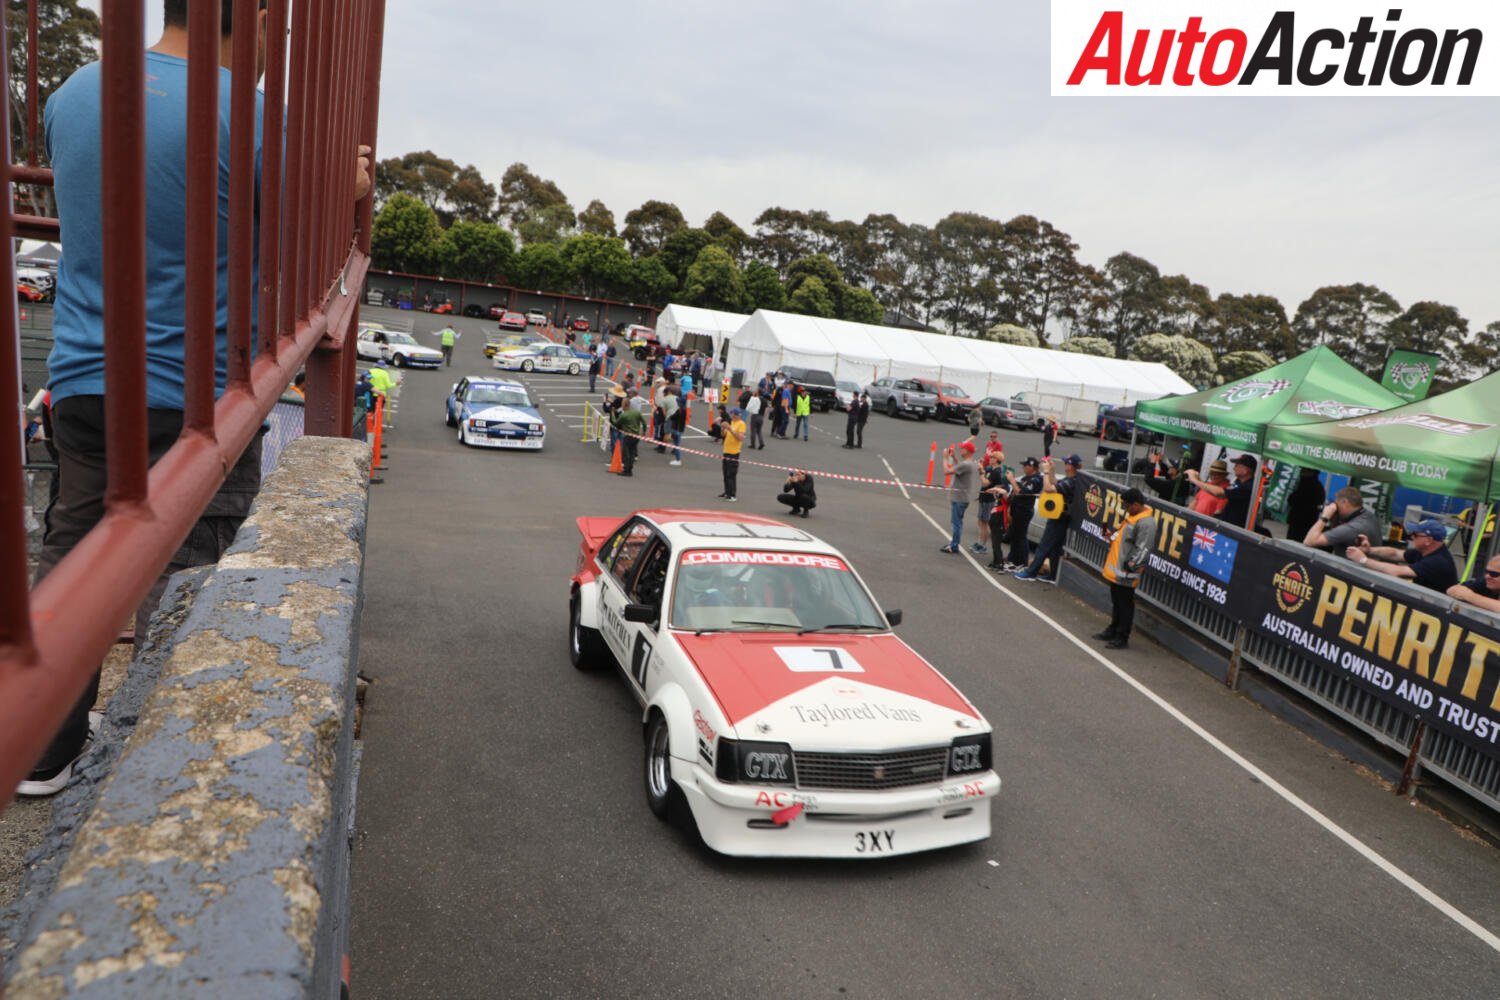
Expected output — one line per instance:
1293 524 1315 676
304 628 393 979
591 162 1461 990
1051 2 1499 96
1272 561 1315 615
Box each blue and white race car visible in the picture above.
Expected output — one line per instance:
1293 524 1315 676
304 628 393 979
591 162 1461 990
445 377 546 449
493 342 584 375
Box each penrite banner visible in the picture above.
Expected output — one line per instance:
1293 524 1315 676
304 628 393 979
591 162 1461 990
1074 474 1500 759
1380 348 1442 403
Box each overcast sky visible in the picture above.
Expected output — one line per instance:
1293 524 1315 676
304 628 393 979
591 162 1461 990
102 1 1500 332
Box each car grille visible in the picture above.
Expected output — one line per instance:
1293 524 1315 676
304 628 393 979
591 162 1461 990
793 746 950 791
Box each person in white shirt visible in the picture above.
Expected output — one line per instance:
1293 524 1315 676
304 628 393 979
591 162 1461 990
746 391 765 449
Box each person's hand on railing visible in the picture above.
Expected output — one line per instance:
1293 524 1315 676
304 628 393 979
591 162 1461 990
354 144 372 201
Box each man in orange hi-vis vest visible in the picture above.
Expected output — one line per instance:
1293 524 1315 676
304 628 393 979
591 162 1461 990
1096 487 1158 651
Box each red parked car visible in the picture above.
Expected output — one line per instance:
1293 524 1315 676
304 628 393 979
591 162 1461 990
913 378 978 423
497 311 528 331
569 318 590 332
489 303 508 320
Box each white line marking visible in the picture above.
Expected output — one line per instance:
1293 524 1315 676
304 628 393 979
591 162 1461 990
905 502 1500 954
879 456 913 501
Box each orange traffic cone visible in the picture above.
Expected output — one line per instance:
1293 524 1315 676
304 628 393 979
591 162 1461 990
608 437 623 473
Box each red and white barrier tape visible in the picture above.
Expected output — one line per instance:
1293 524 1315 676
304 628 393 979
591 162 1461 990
601 426 951 492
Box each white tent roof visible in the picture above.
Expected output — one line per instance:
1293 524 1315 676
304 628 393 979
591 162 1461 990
654 305 748 361
723 309 1193 404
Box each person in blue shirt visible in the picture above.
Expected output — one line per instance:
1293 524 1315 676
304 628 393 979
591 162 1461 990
19 0 369 798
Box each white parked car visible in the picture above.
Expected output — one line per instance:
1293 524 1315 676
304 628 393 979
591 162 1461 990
526 309 549 327
356 327 443 369
569 510 999 858
836 380 861 409
493 342 583 375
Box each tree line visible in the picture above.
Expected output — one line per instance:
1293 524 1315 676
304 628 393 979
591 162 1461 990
367 150 1497 390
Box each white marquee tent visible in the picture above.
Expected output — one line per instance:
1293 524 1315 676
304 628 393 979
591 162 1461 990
724 310 1193 404
653 305 748 363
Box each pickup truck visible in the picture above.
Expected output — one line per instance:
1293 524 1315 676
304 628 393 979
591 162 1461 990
864 377 936 420
913 378 979 423
1013 392 1097 435
780 365 840 412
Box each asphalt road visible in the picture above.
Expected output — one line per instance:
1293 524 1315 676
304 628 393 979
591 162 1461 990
350 308 1500 999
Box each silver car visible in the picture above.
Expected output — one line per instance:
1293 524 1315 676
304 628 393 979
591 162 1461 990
864 377 936 420
978 396 1035 430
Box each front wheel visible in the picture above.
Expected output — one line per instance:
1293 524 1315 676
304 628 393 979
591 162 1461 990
393 354 407 368
445 406 457 428
457 422 467 446
644 713 674 820
521 359 535 372
568 362 580 375
634 348 648 361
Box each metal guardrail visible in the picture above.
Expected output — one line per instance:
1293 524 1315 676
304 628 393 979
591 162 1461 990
1065 475 1500 815
1 0 388 817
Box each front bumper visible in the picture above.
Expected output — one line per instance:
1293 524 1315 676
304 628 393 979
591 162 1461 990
677 762 999 858
467 430 544 449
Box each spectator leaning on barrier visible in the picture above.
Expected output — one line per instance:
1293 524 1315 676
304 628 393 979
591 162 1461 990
1185 459 1230 517
1096 487 1158 650
718 408 747 501
940 441 978 554
1188 455 1256 527
1346 520 1458 593
997 456 1042 572
1302 486 1380 558
21 0 372 798
1014 454 1080 583
1448 555 1500 614
777 469 816 518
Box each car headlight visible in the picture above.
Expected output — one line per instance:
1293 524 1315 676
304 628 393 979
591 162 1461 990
470 419 487 429
530 424 542 432
715 739 795 785
947 733 992 776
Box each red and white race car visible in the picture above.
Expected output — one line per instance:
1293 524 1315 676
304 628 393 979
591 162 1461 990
569 509 999 858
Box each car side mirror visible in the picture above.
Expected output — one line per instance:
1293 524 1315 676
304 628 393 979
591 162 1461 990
885 609 903 627
624 603 658 623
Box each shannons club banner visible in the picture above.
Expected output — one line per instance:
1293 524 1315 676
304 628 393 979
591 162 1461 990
1051 1 1500 97
1074 474 1500 758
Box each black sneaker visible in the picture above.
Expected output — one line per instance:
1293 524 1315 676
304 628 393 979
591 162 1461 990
1105 637 1129 649
1091 631 1116 641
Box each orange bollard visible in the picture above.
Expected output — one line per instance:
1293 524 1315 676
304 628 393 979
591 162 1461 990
608 437 624 473
370 395 386 480
926 441 936 486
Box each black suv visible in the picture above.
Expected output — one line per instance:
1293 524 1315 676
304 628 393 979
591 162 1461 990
779 365 840 412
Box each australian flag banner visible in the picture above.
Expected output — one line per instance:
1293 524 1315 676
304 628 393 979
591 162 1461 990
1190 526 1238 583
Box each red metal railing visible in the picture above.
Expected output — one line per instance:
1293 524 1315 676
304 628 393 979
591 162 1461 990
0 0 387 813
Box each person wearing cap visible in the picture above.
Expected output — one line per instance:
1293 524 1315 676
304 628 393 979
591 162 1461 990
612 388 646 476
1144 453 1185 504
1096 487 1158 649
1447 554 1500 614
998 457 1044 571
1302 485 1380 558
1347 520 1458 593
1187 455 1257 526
1014 454 1080 582
718 407 747 501
940 440 979 553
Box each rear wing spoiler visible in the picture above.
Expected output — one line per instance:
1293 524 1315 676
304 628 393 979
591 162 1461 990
576 515 625 559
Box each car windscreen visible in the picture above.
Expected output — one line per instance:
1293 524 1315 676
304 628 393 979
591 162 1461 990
468 387 531 407
670 551 886 632
388 332 419 346
936 384 966 396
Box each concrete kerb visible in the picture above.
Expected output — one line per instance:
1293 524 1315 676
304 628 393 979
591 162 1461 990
3 436 371 999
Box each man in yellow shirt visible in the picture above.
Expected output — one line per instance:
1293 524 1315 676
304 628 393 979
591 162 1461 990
439 325 459 366
719 407 747 502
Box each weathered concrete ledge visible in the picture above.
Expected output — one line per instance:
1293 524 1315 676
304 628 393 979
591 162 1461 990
6 436 370 999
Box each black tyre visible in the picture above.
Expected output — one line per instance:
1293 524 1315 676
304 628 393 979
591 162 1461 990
635 348 648 361
445 406 457 428
521 359 535 372
885 398 899 418
917 410 927 422
1103 424 1120 441
644 712 674 820
935 404 947 422
984 414 998 427
393 354 407 368
569 592 607 670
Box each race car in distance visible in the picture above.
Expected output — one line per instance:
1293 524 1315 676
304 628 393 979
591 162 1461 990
569 317 590 332
356 325 444 368
497 311 528 330
569 510 999 858
483 333 544 358
493 342 583 374
445 376 545 449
